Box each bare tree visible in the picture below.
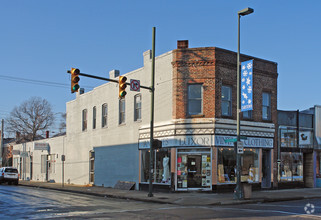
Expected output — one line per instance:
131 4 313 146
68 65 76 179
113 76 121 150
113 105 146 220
58 112 66 133
6 97 55 141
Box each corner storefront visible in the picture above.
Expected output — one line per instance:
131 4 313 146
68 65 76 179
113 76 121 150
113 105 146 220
138 132 274 192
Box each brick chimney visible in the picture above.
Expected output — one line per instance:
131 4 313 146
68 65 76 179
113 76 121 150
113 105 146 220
177 40 189 49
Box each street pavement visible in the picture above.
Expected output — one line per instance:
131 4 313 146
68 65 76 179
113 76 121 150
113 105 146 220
19 180 321 206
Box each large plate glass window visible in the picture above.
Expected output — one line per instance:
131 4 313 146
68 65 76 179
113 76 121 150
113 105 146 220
280 152 303 182
141 148 171 184
217 148 259 184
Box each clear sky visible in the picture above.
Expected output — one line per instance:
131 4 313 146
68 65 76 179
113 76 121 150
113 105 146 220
0 0 320 132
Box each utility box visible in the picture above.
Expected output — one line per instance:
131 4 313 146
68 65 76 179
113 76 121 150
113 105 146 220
242 183 252 199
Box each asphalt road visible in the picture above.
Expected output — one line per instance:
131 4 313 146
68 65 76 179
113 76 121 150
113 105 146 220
0 185 320 219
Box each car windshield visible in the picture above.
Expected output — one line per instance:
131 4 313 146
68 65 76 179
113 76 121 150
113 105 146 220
4 168 18 173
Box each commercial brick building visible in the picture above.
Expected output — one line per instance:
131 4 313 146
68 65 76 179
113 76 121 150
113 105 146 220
12 40 279 192
139 40 278 191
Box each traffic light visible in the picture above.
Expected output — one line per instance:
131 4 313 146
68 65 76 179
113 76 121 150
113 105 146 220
152 139 162 150
71 68 80 93
119 76 127 99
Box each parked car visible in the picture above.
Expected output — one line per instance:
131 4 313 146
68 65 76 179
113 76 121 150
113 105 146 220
0 167 19 185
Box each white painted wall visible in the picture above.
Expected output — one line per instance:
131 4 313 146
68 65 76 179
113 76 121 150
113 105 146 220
12 50 173 186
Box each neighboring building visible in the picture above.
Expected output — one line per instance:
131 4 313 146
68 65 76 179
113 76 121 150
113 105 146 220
277 110 314 188
12 40 279 192
300 105 321 187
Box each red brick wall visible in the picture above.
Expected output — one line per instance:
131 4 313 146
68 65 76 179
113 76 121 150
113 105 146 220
172 45 279 187
172 46 278 125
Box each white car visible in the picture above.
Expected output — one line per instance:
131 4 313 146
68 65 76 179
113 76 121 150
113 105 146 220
0 167 19 185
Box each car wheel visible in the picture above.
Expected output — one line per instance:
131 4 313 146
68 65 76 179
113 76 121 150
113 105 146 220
14 180 19 185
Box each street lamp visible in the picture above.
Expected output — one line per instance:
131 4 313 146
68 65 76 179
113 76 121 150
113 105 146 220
235 7 254 200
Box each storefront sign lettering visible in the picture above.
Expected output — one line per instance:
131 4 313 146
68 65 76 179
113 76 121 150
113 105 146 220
139 135 273 149
138 135 213 149
215 135 273 148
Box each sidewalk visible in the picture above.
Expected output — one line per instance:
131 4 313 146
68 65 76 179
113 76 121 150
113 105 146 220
19 180 321 206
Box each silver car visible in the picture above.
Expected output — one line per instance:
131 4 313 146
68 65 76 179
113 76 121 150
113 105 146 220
0 167 19 185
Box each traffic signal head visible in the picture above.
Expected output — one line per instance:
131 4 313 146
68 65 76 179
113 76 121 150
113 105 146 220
119 76 127 99
71 68 80 93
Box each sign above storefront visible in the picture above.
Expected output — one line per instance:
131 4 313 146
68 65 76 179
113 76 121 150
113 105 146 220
139 135 213 150
215 135 273 148
139 135 273 149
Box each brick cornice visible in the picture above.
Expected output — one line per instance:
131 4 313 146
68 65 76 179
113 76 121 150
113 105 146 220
172 60 215 68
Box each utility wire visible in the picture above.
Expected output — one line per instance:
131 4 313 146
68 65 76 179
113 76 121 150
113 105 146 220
0 74 95 89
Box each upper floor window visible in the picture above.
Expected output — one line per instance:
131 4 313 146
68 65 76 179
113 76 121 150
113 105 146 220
93 106 96 129
134 94 142 121
243 110 252 119
188 84 203 115
82 109 87 131
119 99 125 124
102 103 108 128
221 85 232 116
262 92 271 120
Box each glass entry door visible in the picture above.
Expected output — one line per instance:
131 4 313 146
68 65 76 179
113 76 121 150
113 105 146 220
187 155 202 188
176 148 212 191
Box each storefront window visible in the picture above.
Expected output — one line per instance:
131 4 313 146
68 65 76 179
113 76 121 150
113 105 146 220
217 148 259 184
280 152 303 182
141 149 171 184
280 128 297 147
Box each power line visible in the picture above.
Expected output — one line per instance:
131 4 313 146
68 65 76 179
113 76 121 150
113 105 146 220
0 74 95 89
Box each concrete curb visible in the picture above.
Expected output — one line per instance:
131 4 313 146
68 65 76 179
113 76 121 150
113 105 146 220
19 183 321 207
19 184 174 205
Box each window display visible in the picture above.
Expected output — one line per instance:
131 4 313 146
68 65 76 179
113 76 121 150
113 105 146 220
280 128 297 148
141 149 171 184
217 148 259 184
280 152 303 182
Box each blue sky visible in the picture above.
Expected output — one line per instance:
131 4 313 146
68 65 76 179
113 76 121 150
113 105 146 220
0 1 320 132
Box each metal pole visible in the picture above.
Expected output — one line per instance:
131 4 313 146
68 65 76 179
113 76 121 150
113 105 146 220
0 119 3 166
234 14 243 200
148 27 156 197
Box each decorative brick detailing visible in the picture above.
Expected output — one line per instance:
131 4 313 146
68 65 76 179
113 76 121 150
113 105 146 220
172 61 215 67
215 129 274 137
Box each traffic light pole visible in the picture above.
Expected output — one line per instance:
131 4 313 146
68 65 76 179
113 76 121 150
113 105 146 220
148 27 156 197
67 70 152 91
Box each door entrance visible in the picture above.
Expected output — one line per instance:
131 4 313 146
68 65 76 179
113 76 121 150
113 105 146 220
176 148 212 191
187 155 202 188
261 150 271 188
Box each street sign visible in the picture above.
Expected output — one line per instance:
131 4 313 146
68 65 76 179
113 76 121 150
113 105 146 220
237 141 244 154
224 138 238 143
130 79 140 92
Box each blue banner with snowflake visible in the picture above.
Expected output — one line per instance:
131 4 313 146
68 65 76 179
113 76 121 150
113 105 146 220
241 60 253 112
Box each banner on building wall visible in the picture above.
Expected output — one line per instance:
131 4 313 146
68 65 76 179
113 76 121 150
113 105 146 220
241 60 253 112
